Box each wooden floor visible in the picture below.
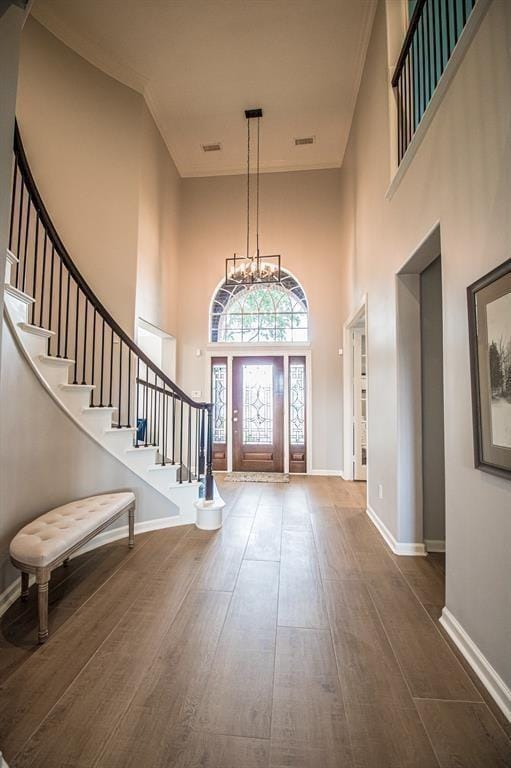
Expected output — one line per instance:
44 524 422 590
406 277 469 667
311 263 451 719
1 476 510 767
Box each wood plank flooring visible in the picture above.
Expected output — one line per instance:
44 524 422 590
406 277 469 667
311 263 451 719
0 476 509 767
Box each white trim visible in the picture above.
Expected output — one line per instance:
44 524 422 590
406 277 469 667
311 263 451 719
205 348 312 476
424 539 446 553
343 294 368 482
367 504 427 556
386 0 492 200
0 515 186 620
308 469 343 477
440 607 511 723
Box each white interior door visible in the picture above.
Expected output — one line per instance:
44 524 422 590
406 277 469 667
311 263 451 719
353 328 367 481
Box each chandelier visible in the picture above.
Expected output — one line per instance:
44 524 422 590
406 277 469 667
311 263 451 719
225 108 281 286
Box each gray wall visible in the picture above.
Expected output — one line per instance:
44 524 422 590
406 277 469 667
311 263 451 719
0 4 24 370
0 320 179 595
420 256 445 544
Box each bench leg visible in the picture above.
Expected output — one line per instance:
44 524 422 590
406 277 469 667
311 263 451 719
21 572 29 602
128 504 135 549
36 569 50 644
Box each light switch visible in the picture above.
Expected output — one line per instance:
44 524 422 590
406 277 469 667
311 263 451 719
191 390 201 399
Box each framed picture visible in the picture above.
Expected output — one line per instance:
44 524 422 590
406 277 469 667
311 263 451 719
467 259 511 479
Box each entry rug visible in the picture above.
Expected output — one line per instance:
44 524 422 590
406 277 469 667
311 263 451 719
223 472 290 483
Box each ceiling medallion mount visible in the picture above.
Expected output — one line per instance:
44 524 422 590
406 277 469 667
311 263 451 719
225 108 281 286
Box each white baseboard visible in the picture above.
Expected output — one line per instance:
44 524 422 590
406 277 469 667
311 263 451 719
0 514 187 620
440 607 511 722
308 469 344 477
366 505 427 556
425 539 446 553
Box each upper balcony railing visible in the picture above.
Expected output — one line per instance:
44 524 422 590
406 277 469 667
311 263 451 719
392 0 477 162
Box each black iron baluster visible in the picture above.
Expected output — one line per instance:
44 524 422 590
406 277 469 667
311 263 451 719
15 178 24 286
199 407 205 478
420 12 426 118
47 245 55 354
127 349 131 428
172 394 176 464
8 160 18 253
64 270 71 359
164 391 169 465
73 283 80 383
406 54 412 148
31 216 39 324
152 376 157 446
82 298 88 385
179 397 183 483
461 0 468 26
39 230 47 328
100 316 105 407
425 0 432 106
432 0 439 90
135 358 140 445
144 365 149 447
57 256 63 357
118 339 123 427
108 327 114 407
22 197 31 293
91 308 97 406
452 0 459 41
445 0 452 63
196 409 200 483
205 404 214 501
188 405 192 482
397 79 403 161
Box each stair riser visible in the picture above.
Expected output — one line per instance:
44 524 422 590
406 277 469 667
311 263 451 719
4 292 29 325
125 448 158 474
102 430 137 455
164 484 201 524
144 465 180 491
58 389 93 416
36 359 73 387
18 330 49 359
80 411 116 436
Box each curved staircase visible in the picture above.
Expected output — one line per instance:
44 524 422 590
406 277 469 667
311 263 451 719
4 123 218 527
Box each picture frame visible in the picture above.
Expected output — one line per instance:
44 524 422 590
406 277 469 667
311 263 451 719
467 258 511 479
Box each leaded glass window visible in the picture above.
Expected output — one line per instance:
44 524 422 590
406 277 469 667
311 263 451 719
211 270 308 343
212 362 227 443
289 361 306 445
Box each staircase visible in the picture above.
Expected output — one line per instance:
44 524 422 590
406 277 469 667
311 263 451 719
3 122 218 527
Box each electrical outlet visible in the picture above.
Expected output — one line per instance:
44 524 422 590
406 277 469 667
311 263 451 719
191 390 201 399
378 484 383 500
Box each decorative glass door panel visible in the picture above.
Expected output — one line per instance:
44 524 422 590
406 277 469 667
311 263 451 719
233 356 283 472
289 356 306 473
211 357 227 470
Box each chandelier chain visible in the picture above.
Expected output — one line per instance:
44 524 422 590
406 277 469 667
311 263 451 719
246 115 250 260
256 116 260 256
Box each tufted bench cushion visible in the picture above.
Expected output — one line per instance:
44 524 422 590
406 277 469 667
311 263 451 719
10 492 136 568
10 491 136 644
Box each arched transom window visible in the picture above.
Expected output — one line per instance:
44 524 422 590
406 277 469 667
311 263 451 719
210 271 308 343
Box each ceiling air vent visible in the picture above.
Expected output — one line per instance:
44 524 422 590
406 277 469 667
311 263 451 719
294 136 315 146
202 142 222 152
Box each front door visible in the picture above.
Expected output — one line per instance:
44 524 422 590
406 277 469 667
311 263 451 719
232 356 284 472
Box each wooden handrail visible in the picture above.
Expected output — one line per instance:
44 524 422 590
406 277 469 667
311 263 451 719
13 122 210 411
391 0 428 87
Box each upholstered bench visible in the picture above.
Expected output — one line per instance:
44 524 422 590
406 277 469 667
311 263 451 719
9 492 136 644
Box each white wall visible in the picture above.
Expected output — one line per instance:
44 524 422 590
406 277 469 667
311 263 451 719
177 169 344 472
340 0 511 690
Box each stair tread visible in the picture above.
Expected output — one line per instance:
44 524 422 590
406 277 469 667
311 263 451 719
6 248 19 264
4 283 35 303
18 322 55 338
104 426 136 433
38 354 75 365
147 463 181 472
82 406 117 412
125 445 158 453
59 383 95 391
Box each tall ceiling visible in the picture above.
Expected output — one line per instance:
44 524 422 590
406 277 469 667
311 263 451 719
32 0 376 177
